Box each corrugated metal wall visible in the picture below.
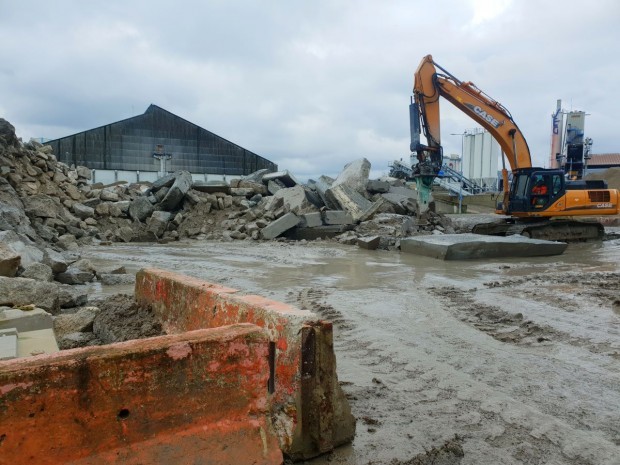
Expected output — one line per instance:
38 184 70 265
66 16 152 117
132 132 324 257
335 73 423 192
46 105 277 176
463 130 499 179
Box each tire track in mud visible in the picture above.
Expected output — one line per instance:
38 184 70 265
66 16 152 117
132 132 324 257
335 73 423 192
288 288 470 464
430 285 620 360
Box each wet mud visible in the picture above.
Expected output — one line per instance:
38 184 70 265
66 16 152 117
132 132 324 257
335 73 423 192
82 237 620 464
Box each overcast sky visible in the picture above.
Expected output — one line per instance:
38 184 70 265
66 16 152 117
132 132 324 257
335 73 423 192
1 0 619 180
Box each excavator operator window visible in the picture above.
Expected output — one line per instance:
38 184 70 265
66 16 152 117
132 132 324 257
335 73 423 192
530 174 551 208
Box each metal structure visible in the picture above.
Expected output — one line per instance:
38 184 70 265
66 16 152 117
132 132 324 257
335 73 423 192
462 129 499 189
549 101 593 180
45 104 277 178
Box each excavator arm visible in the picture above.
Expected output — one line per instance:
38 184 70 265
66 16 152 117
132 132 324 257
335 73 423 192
410 55 533 211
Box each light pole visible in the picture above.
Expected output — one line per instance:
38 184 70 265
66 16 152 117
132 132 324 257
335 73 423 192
451 132 466 213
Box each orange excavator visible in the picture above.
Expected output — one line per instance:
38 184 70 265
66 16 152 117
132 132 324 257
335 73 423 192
409 55 619 240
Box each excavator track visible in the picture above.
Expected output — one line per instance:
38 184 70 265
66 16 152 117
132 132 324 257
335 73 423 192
472 219 604 242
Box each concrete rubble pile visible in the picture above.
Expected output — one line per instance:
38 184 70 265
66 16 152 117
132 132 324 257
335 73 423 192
1 116 453 256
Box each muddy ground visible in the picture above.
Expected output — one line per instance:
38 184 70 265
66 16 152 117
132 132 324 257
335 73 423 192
81 236 620 465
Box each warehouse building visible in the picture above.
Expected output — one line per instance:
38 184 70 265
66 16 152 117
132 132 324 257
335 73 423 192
46 104 277 184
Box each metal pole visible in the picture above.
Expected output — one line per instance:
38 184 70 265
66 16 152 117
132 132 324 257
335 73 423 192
459 134 464 213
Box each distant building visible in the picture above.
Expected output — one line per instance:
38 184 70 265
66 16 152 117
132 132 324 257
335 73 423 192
462 129 500 189
587 154 620 171
45 104 277 184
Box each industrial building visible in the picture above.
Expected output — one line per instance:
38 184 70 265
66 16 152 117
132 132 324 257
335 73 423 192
45 104 277 184
587 154 620 171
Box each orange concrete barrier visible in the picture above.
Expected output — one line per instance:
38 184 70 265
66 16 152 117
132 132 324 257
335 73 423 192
135 268 355 460
0 324 282 465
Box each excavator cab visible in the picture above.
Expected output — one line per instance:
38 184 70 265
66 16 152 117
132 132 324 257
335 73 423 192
506 169 565 215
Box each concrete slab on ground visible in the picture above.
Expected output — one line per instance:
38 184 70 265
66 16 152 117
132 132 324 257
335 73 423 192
0 329 18 360
16 328 59 357
400 233 567 260
0 307 54 332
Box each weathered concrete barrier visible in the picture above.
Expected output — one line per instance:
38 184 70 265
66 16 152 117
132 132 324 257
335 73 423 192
135 268 356 460
401 233 567 260
0 324 282 465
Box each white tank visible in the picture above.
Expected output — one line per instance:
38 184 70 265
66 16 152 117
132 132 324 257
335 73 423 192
462 129 499 189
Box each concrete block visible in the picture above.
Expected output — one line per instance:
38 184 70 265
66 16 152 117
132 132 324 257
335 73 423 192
331 158 371 194
16 328 59 357
230 187 255 197
286 226 343 241
300 212 323 228
263 169 298 187
261 212 300 239
314 175 338 209
357 235 381 250
0 242 20 277
242 168 272 183
191 180 231 194
400 233 568 260
135 268 356 460
326 184 382 222
272 185 318 215
238 180 268 195
0 277 61 313
323 210 354 225
366 179 390 193
0 330 18 360
0 307 54 332
0 324 282 465
267 179 286 195
159 170 192 210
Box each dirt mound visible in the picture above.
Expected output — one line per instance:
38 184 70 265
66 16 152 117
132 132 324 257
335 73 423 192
586 167 620 191
91 294 164 344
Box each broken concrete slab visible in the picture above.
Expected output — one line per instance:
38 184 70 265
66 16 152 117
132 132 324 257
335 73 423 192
147 210 172 237
238 180 268 195
323 210 354 225
326 184 383 223
0 328 18 360
128 196 155 222
20 263 54 282
0 230 44 267
230 187 255 197
366 179 390 193
0 306 54 332
72 202 95 220
0 242 20 277
286 226 344 241
191 180 231 194
272 185 318 215
242 168 272 184
158 170 192 210
151 172 177 190
331 158 371 194
314 175 339 209
400 233 567 260
263 170 298 187
381 186 418 214
53 306 100 338
0 277 60 313
16 327 59 357
267 179 286 195
261 212 300 239
300 212 323 228
55 267 95 285
357 235 381 250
